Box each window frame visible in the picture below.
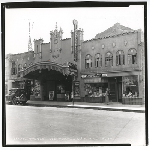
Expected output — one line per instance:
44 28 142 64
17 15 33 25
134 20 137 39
128 49 137 65
116 50 125 66
85 54 92 69
23 63 27 70
18 64 22 72
105 52 113 67
95 53 102 68
11 62 17 75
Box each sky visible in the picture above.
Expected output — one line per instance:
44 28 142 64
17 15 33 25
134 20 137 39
5 5 144 55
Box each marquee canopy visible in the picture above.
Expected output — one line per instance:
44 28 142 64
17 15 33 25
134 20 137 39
18 61 77 79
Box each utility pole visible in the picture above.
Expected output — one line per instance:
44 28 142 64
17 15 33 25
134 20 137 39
72 19 78 106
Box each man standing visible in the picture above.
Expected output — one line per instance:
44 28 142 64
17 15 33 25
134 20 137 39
105 88 110 105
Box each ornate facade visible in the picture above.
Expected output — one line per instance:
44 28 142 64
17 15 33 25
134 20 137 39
5 22 145 104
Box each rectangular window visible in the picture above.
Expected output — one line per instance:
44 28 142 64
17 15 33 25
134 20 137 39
106 57 113 66
128 55 132 65
11 62 17 75
37 45 38 53
85 60 90 68
132 55 137 64
95 59 99 68
119 55 121 65
100 58 102 67
39 52 42 59
123 55 125 65
97 61 98 67
116 55 119 65
120 55 123 65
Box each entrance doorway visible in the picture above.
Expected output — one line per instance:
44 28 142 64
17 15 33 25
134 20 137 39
108 77 122 102
109 82 117 102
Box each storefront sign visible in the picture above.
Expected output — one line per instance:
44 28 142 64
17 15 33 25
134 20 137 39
84 78 101 83
81 73 102 78
102 74 107 77
73 81 80 97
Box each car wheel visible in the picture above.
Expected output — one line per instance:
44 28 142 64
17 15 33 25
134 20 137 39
12 97 17 105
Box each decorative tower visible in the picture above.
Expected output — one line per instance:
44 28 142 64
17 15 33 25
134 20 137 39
28 22 33 51
50 23 63 60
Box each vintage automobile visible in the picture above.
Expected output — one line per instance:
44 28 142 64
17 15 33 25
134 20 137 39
5 88 28 105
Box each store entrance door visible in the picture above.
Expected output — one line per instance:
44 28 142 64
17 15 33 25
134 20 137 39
117 82 122 102
109 82 117 102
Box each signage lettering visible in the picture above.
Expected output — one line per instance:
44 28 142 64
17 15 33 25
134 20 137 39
81 74 102 78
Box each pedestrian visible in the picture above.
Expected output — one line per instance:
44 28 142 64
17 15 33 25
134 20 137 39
71 91 74 105
105 88 109 105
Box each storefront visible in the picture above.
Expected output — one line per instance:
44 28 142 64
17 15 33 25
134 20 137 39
122 75 143 105
81 73 143 104
81 74 108 103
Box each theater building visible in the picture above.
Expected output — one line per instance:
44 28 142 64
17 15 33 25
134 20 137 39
80 23 145 105
5 22 145 105
18 23 83 101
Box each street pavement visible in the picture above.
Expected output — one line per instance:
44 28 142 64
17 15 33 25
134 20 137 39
5 104 145 145
26 100 145 113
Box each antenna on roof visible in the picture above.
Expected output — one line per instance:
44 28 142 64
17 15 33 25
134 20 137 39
28 20 33 51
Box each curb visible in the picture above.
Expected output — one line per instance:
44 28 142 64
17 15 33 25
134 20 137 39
26 103 145 113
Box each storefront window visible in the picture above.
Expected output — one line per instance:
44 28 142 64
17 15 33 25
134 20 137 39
122 76 139 98
84 83 108 97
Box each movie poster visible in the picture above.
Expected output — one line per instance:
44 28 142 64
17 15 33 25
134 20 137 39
49 91 54 100
74 81 80 97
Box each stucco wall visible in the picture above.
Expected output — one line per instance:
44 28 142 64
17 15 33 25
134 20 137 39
41 43 50 62
8 51 34 80
81 32 140 72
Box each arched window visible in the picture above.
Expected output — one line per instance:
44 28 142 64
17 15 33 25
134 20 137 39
105 52 113 67
116 50 125 65
85 54 92 69
23 63 27 69
95 53 102 68
128 49 137 65
18 64 22 72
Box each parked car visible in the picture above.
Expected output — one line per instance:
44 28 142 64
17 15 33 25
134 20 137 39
5 88 28 105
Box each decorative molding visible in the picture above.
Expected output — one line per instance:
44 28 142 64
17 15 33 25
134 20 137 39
102 44 105 49
112 42 116 47
124 40 128 46
92 46 95 50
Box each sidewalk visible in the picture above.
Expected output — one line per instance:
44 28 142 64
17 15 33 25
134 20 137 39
26 100 145 113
